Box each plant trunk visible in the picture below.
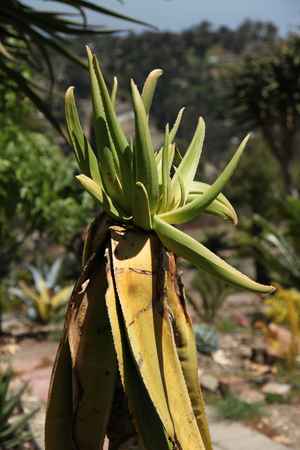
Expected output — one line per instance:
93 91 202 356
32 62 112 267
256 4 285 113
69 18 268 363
45 214 211 450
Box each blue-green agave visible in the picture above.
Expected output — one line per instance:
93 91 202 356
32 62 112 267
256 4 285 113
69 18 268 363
65 46 274 295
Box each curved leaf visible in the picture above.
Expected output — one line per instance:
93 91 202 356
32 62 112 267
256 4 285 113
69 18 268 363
153 216 275 293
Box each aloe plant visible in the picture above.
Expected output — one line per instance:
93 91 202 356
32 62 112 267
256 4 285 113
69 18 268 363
45 48 274 450
10 259 72 324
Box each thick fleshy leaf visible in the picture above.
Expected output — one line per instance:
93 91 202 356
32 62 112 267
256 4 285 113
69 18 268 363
45 334 73 450
171 117 205 204
117 145 134 212
160 135 249 225
188 181 238 224
111 76 118 108
141 69 163 115
92 52 128 155
166 264 213 450
131 80 159 212
161 124 170 211
76 174 103 203
132 182 152 230
65 87 83 164
87 47 122 194
86 46 105 121
101 189 131 221
204 199 238 224
67 258 117 450
188 181 235 212
169 107 185 143
157 281 206 450
109 228 176 441
65 87 102 186
105 244 173 450
153 216 275 293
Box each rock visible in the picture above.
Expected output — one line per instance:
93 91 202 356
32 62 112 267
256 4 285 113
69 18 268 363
238 387 265 404
273 435 292 446
262 382 291 398
239 345 252 359
212 349 231 366
219 375 245 395
200 372 219 392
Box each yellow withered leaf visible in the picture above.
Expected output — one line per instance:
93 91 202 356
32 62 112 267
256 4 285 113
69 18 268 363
67 254 117 450
105 244 173 449
109 227 176 443
45 332 74 450
158 279 207 450
166 254 213 450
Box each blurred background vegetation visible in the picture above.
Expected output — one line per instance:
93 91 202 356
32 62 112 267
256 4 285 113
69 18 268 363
1 0 300 368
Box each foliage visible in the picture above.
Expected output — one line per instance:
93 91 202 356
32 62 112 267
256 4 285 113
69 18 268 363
60 20 279 162
10 259 73 324
0 369 37 448
0 0 150 134
265 285 300 327
227 35 300 193
264 285 300 368
45 49 275 450
191 268 235 323
0 111 94 279
66 47 274 294
244 215 300 289
225 136 283 218
215 394 264 421
280 196 300 251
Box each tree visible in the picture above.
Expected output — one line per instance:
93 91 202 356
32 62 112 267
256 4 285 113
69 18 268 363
0 97 94 282
0 1 150 135
45 49 274 450
227 35 300 194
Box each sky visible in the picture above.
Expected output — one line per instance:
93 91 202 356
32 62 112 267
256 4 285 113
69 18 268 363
26 0 299 35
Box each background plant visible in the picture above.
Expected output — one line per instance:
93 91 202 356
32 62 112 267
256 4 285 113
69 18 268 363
226 34 300 194
9 259 73 325
0 369 37 449
264 285 300 368
190 268 235 323
0 0 150 134
242 215 300 289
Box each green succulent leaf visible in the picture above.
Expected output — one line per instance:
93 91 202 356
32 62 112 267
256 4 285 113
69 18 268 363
171 117 205 204
188 181 238 224
111 76 118 108
161 124 170 211
92 51 128 156
131 79 159 212
76 174 103 203
161 134 249 224
67 52 275 298
132 182 152 229
142 69 163 115
169 107 185 143
153 216 275 294
65 87 102 187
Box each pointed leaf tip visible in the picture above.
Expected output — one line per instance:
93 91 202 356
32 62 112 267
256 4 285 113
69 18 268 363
142 69 163 114
153 216 275 294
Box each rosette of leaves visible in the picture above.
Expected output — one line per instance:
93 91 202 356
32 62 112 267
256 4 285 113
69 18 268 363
45 48 274 450
10 259 72 324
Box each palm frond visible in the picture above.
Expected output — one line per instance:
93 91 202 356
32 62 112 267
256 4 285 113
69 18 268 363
0 1 154 135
